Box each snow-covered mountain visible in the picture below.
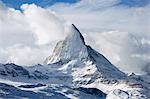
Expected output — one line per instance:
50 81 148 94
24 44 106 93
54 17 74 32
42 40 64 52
45 24 126 86
0 24 149 99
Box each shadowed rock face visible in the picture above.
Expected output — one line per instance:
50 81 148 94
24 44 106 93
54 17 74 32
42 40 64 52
72 24 86 45
75 87 106 97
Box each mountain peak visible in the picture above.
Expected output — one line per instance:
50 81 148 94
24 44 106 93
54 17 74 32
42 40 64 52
45 24 88 64
45 24 126 79
71 24 86 44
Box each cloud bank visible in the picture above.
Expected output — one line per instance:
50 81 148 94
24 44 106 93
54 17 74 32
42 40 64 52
0 2 66 66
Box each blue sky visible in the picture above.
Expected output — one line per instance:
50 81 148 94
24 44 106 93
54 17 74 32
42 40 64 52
120 0 150 7
1 0 79 9
1 0 150 10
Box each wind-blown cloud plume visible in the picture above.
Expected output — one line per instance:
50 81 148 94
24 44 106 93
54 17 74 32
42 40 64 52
0 2 66 65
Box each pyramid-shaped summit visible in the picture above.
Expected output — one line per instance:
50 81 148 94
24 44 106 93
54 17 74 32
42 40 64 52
45 24 89 64
45 24 125 78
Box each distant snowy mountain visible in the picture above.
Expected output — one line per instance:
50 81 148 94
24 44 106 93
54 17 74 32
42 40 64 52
0 24 149 99
0 63 49 80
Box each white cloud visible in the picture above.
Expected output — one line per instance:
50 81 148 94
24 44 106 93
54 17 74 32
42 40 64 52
0 45 52 66
50 0 150 34
0 2 66 66
21 4 65 45
87 31 150 74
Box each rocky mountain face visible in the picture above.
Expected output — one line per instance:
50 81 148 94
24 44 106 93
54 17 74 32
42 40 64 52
0 24 149 99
